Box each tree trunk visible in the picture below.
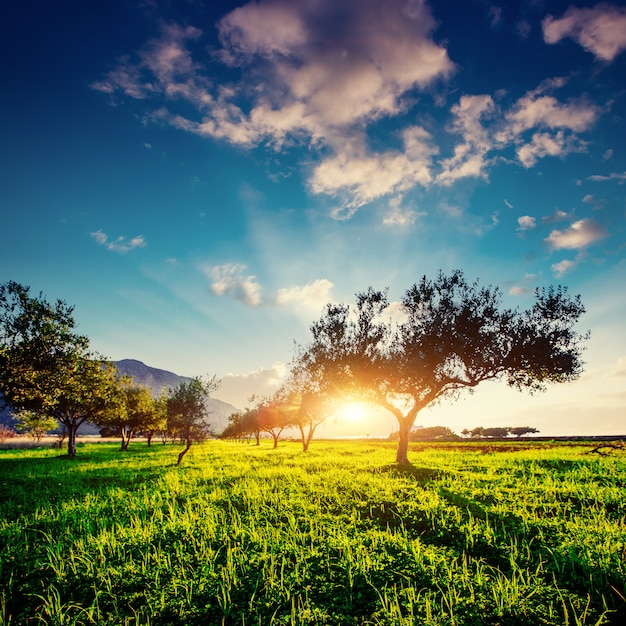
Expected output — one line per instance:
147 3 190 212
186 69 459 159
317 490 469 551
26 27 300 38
147 433 153 447
255 431 260 446
396 418 411 465
272 434 278 449
177 439 192 465
67 422 78 458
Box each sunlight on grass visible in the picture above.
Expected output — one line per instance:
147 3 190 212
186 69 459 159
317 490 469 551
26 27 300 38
1 440 624 625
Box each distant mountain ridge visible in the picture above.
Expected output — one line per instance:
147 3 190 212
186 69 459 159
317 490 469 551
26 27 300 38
113 359 239 435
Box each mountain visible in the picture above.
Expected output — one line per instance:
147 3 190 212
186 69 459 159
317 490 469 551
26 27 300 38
113 359 239 435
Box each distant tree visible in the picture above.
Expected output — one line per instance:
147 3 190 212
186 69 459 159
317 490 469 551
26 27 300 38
15 410 58 442
296 270 588 464
167 376 219 465
257 397 292 449
461 428 471 438
510 426 539 438
143 389 168 447
0 281 117 457
98 376 155 451
0 424 16 442
469 427 484 438
285 349 342 452
410 425 456 440
482 427 511 439
221 408 261 444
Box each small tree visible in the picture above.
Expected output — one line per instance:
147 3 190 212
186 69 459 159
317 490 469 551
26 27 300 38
411 426 456 440
167 376 219 465
296 270 588 464
510 426 539 438
98 376 155 451
257 397 291 449
15 410 58 442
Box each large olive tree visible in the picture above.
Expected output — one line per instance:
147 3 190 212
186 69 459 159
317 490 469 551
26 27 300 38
296 270 588 464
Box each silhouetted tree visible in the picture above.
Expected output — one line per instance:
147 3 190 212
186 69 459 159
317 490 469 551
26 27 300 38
257 397 292 449
295 270 587 464
167 376 219 465
510 426 539 437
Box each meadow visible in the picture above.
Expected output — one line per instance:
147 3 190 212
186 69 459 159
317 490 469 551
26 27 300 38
0 440 624 625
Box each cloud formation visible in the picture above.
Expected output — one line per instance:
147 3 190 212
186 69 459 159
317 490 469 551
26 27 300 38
204 263 333 311
205 263 263 306
545 218 608 250
274 279 334 311
90 230 146 253
92 1 604 218
543 3 626 61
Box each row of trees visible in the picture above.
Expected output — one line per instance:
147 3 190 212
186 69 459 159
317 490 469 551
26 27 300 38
388 425 540 441
1 270 588 464
0 281 218 463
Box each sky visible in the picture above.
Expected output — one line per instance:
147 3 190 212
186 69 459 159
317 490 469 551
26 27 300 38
1 0 625 438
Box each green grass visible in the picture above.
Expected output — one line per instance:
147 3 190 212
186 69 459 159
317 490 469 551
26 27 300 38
1 440 625 625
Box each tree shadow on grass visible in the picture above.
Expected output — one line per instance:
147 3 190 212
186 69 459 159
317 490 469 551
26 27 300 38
369 463 442 485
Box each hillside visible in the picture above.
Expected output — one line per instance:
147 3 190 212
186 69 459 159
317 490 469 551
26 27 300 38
113 359 240 435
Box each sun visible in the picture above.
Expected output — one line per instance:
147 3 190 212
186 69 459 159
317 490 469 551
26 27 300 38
337 401 368 422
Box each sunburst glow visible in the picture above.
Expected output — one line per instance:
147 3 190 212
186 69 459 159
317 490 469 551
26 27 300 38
337 402 369 422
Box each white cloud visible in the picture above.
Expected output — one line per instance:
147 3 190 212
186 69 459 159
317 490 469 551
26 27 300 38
542 209 574 223
517 215 536 232
216 362 288 407
509 285 532 296
92 3 605 218
543 4 626 62
90 230 147 254
204 263 263 306
588 171 626 183
545 218 608 250
274 279 334 311
383 196 425 227
551 259 578 278
610 356 626 377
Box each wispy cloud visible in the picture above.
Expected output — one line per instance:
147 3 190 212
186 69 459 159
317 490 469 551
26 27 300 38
204 263 263 307
551 258 578 278
542 4 626 62
588 171 626 183
545 218 608 250
203 262 333 311
90 230 146 254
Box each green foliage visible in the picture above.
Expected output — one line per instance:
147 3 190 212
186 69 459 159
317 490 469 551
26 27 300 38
15 410 58 442
167 376 219 465
0 281 116 457
0 441 624 625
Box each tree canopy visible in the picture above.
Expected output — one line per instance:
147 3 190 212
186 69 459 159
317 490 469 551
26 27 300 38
295 270 588 464
0 281 117 457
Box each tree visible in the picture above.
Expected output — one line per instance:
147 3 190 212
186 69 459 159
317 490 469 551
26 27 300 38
296 270 587 464
167 376 219 465
98 376 155 451
256 396 292 449
221 408 261 444
510 426 539 438
284 347 344 452
0 281 118 457
411 426 456 440
15 410 58 442
143 389 168 447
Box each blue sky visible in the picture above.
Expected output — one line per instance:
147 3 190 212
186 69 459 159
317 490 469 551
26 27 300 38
1 0 625 437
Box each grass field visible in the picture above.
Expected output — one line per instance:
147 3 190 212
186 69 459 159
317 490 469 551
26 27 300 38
1 440 624 625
